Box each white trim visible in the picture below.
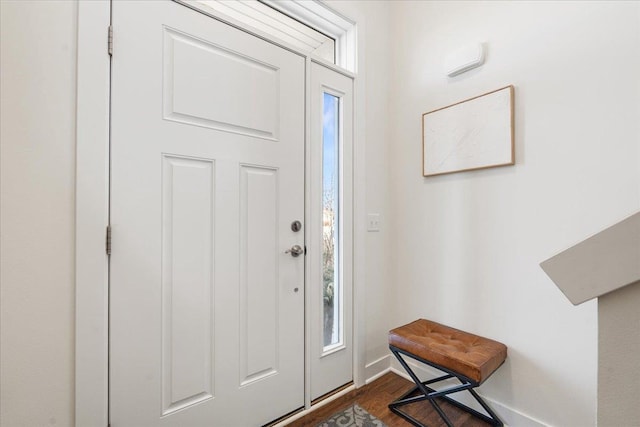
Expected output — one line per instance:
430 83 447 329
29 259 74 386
75 1 111 426
303 55 313 410
349 18 366 391
364 354 392 384
311 56 356 79
262 0 356 72
365 367 392 386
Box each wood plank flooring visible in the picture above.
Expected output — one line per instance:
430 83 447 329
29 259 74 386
286 372 490 427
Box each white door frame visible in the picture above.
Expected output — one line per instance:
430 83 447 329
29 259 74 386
75 2 365 426
75 2 110 426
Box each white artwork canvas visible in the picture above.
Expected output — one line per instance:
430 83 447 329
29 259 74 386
422 86 514 177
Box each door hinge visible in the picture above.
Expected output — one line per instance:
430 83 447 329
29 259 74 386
107 25 113 56
106 225 112 255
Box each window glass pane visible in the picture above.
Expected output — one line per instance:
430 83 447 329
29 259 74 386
322 93 340 349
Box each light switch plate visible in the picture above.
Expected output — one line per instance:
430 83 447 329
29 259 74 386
367 213 381 232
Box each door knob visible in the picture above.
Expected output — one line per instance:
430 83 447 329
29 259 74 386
285 245 304 257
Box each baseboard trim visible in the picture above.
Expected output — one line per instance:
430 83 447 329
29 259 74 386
364 354 392 384
276 353 546 426
389 358 547 427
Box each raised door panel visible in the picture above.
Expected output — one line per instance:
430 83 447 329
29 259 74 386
161 155 215 415
163 26 279 139
239 165 279 385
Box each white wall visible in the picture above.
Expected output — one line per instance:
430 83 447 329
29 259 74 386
0 1 78 426
388 1 640 425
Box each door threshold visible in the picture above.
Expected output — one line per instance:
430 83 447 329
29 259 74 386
311 382 354 406
264 407 305 427
269 383 356 427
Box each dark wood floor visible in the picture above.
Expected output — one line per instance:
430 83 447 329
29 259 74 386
286 372 490 427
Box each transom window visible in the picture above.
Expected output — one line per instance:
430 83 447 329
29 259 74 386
187 0 356 71
194 0 335 62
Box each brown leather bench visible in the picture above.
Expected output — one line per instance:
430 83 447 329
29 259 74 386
389 319 507 427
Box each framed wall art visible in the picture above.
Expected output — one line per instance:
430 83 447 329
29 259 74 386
422 85 515 177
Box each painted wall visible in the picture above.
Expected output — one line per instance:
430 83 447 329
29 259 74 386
388 1 640 425
358 2 394 375
0 1 78 426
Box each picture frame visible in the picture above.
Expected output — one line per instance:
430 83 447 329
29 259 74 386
422 85 515 177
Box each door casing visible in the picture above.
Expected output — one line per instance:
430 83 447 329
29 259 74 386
75 2 364 426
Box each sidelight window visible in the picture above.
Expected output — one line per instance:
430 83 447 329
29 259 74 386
322 92 341 349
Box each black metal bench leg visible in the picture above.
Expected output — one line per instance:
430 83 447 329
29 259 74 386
388 346 504 427
468 388 503 427
389 347 454 427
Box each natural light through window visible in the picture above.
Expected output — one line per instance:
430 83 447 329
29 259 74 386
322 92 341 350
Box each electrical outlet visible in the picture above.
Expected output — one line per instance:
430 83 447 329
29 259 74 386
367 213 381 232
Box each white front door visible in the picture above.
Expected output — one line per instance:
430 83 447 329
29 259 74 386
109 2 305 425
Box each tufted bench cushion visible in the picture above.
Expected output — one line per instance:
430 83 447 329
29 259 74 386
389 319 507 384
